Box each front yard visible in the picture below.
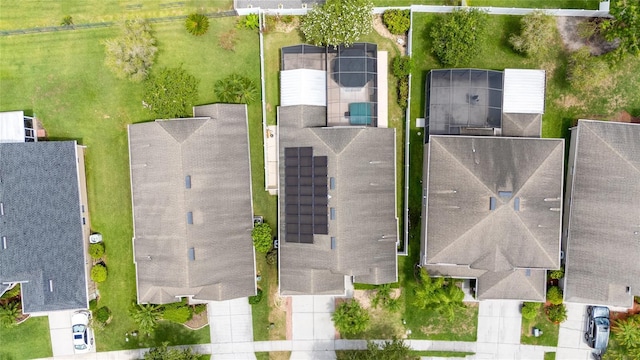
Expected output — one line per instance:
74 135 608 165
520 305 560 346
0 316 52 359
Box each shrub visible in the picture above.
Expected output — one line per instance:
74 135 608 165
521 302 542 321
301 0 373 47
194 304 207 314
1 284 20 299
332 299 369 336
185 13 209 36
88 242 105 259
546 286 563 305
104 19 157 82
397 77 409 109
163 306 193 323
430 8 488 66
281 15 294 24
214 73 258 104
143 67 199 118
248 288 263 305
91 264 108 283
266 248 278 265
89 299 98 311
251 223 273 253
0 302 20 328
61 16 74 27
130 303 162 334
382 9 411 35
546 304 567 323
241 14 260 30
391 56 413 78
509 10 556 58
549 267 564 280
95 306 111 324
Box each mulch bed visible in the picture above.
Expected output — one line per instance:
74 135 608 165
610 299 640 322
184 310 208 330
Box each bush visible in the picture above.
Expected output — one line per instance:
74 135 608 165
95 306 111 324
89 299 98 311
214 73 258 104
251 223 273 253
104 19 157 82
397 77 409 109
521 302 542 321
240 14 260 30
248 288 263 305
546 286 563 305
0 302 20 328
185 13 209 36
509 10 555 58
391 56 413 78
194 304 207 314
88 242 105 259
143 67 199 118
430 8 488 66
1 284 20 299
266 248 278 265
549 267 564 280
163 306 193 323
332 299 369 336
382 9 411 35
91 264 108 283
301 0 373 47
546 304 567 323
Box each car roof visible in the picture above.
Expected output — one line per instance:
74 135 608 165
71 312 89 326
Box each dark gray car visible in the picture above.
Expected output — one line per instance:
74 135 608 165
585 306 610 357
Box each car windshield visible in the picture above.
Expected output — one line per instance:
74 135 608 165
72 324 86 333
596 318 610 327
74 344 87 350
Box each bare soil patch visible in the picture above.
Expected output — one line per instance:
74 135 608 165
373 15 407 56
556 17 618 55
184 309 208 330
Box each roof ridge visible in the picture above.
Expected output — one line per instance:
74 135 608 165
583 122 640 175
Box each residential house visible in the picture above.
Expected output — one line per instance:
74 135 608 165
128 104 256 304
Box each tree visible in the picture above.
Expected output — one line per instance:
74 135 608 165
612 315 640 350
338 339 419 360
88 242 105 259
130 303 163 334
413 269 465 321
214 74 258 104
185 13 209 36
143 67 199 119
371 284 400 312
601 0 640 60
145 343 199 360
545 304 567 323
104 19 157 82
91 264 108 283
430 8 488 66
521 302 542 321
546 286 563 305
509 10 556 58
383 9 411 35
332 299 369 336
0 302 21 328
251 223 272 253
300 0 373 47
566 47 608 93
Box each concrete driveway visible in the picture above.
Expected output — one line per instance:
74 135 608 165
47 310 96 356
290 295 337 359
557 302 594 360
475 300 524 359
208 298 256 359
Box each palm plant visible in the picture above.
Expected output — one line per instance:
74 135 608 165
185 13 209 36
613 315 640 350
214 74 258 104
130 303 162 334
332 299 369 336
0 301 21 328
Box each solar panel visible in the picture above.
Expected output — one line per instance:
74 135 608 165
284 147 329 243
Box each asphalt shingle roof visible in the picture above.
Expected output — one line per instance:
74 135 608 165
564 120 640 307
423 135 564 301
128 104 256 304
278 105 398 295
0 141 88 312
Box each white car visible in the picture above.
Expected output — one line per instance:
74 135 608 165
71 311 93 353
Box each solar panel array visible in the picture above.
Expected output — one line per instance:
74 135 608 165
284 147 328 244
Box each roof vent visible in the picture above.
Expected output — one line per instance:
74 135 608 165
2 236 6 249
525 269 531 277
626 286 631 294
330 208 336 220
0 202 4 215
188 247 195 261
49 280 54 292
185 175 191 189
498 191 512 198
187 212 193 224
514 197 520 211
331 237 336 250
330 177 336 190
489 197 496 210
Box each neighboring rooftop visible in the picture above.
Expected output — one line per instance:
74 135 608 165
0 110 37 143
424 69 545 139
278 105 398 295
128 104 256 304
564 120 640 308
0 141 88 312
422 135 564 301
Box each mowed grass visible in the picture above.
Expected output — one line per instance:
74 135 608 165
0 316 53 359
467 0 600 8
0 0 233 30
0 16 262 351
521 306 560 347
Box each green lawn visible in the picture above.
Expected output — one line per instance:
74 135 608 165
544 352 557 360
0 316 53 360
0 16 261 351
0 0 233 31
411 351 475 357
252 254 286 341
467 0 600 9
521 306 560 347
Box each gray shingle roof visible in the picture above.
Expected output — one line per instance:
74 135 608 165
502 113 542 138
128 104 256 304
564 120 640 308
422 136 564 301
0 141 88 312
278 105 398 295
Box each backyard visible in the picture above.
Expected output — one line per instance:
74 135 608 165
0 15 262 353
